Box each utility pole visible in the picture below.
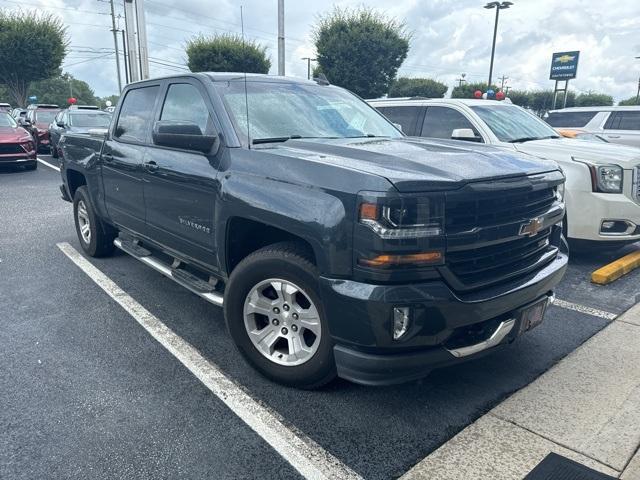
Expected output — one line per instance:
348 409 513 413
499 74 509 90
109 0 123 92
121 28 129 84
134 0 150 79
484 2 512 89
301 57 316 80
635 56 640 105
277 0 285 76
456 73 467 87
124 0 139 82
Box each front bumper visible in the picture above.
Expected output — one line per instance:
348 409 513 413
320 250 568 386
0 151 37 165
568 190 640 242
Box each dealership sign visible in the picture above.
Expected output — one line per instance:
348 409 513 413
549 51 580 80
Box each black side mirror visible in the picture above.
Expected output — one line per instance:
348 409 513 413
152 121 217 153
20 118 31 126
56 121 65 128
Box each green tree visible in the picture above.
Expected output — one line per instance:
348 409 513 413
618 96 639 106
505 89 531 109
98 94 120 108
388 77 447 98
527 90 575 116
28 73 98 107
0 11 67 106
313 7 410 99
451 82 499 98
186 34 270 74
575 92 613 107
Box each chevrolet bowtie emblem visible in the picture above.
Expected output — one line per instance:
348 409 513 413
519 217 544 237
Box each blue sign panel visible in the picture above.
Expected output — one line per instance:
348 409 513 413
550 51 580 80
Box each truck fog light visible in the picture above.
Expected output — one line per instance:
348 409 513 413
393 307 411 340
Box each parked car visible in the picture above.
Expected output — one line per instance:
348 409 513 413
23 104 61 153
371 98 640 247
545 106 640 148
49 107 112 158
0 103 11 113
59 73 567 388
555 128 609 143
0 112 37 170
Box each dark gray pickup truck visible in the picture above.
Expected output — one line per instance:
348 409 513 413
59 73 567 388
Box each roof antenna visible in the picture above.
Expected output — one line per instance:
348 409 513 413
241 5 251 149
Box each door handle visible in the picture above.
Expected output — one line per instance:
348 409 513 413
144 160 159 172
607 135 621 138
102 153 114 162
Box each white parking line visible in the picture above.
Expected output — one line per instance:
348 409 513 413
57 242 362 480
552 298 617 321
37 157 60 172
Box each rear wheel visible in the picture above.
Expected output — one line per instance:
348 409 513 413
224 242 336 389
51 143 59 158
73 186 117 257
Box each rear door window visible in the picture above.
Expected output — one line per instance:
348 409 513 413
545 111 597 127
616 112 640 131
114 85 160 143
376 106 423 136
421 106 478 139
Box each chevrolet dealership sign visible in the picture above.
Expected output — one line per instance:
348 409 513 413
550 51 580 80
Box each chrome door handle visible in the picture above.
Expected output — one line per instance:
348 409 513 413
607 135 621 138
144 160 159 172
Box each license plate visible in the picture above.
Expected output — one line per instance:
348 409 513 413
519 298 548 334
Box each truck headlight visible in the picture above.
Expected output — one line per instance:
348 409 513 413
593 165 623 193
573 158 623 194
555 182 565 201
358 195 444 239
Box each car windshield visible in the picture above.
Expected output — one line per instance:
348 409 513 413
471 105 560 143
36 110 59 124
214 80 402 144
70 113 111 128
0 113 17 127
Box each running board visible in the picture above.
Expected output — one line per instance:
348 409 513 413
113 238 224 307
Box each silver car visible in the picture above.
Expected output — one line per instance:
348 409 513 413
545 106 640 148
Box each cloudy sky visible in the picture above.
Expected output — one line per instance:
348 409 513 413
4 0 639 101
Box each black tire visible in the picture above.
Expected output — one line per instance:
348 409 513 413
73 186 117 257
25 161 37 171
224 242 336 389
51 143 59 159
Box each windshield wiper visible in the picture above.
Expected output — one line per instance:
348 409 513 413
252 135 302 145
508 135 559 143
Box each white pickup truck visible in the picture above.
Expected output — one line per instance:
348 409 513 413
371 98 640 246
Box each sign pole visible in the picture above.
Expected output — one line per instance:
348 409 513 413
563 80 569 108
552 80 559 110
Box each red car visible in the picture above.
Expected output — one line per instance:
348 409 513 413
0 112 37 170
24 104 60 152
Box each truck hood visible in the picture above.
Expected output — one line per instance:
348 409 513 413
514 137 640 168
266 137 559 192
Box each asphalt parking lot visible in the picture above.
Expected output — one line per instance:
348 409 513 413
2 156 639 480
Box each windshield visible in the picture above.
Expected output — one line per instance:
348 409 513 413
70 113 111 128
214 80 402 144
0 113 17 127
36 110 59 124
471 105 560 143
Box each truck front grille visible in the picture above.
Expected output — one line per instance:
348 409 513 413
441 176 561 292
0 143 23 155
634 166 640 203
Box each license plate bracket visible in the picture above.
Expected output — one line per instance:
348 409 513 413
519 298 548 334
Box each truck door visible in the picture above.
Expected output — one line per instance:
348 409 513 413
102 84 160 234
142 80 221 270
603 111 640 148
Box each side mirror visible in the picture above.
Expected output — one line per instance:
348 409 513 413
451 128 481 142
392 122 403 133
152 121 217 153
20 118 31 126
57 121 65 128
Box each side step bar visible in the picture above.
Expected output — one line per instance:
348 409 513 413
114 238 224 307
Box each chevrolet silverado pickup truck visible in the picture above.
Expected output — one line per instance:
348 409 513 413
59 73 567 388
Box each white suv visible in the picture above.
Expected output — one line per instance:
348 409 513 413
370 98 640 245
545 106 640 148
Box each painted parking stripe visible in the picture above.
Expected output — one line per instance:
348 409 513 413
37 157 60 172
57 242 362 480
552 298 617 321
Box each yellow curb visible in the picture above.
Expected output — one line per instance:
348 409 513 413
591 250 640 285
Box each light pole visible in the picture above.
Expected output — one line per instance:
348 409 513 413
635 56 640 105
484 1 512 90
301 57 316 80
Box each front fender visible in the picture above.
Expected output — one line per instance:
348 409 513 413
217 172 354 276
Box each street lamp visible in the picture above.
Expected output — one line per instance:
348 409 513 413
301 57 317 80
484 1 512 90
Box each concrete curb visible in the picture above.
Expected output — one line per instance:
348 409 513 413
592 250 640 285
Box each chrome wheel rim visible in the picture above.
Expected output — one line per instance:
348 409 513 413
77 200 91 244
243 278 322 367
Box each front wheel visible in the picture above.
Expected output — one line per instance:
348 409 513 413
73 186 117 257
224 242 336 389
